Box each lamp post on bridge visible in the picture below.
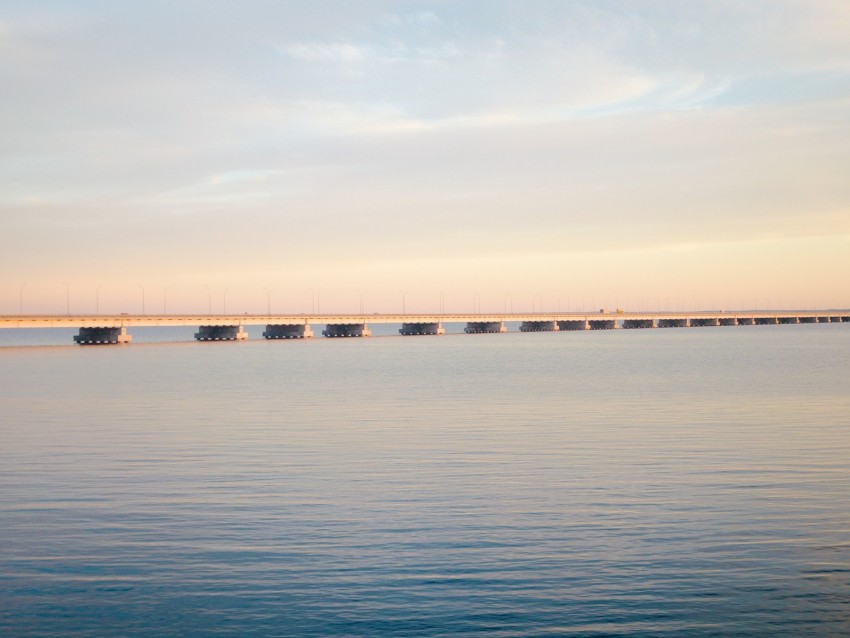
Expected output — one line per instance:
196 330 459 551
355 289 365 315
139 285 146 315
532 294 542 314
224 288 228 315
19 283 25 315
163 287 170 314
399 290 406 315
96 284 103 315
439 291 445 315
264 288 273 316
558 295 569 313
62 281 70 315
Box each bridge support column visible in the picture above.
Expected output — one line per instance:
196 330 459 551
657 318 689 328
400 322 444 335
465 321 506 334
737 317 755 325
755 317 778 325
322 323 371 338
263 324 313 339
557 320 589 330
691 318 720 327
519 320 558 332
622 319 655 329
195 325 247 341
74 326 132 345
817 316 831 323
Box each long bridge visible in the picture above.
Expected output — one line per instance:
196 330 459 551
1 310 848 344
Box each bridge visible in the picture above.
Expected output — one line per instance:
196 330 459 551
1 310 848 344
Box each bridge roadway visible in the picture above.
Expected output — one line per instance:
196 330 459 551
1 310 848 344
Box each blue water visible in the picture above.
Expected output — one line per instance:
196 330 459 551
1 325 849 636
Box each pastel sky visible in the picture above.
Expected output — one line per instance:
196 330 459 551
2 1 849 314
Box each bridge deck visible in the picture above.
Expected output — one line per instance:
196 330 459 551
1 311 848 329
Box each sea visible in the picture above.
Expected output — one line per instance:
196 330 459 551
1 323 849 637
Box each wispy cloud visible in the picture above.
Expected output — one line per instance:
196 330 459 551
280 42 368 63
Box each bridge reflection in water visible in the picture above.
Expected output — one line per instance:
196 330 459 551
2 311 849 345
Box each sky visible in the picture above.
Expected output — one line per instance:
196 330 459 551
2 0 849 315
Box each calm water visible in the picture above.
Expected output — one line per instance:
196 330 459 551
1 325 849 637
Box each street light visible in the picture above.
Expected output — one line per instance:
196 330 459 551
264 287 273 316
96 284 103 314
139 285 146 315
224 288 229 315
62 281 70 314
19 283 25 315
558 295 569 313
163 286 170 314
355 289 365 315
439 291 445 315
204 284 211 315
308 288 315 314
399 290 406 315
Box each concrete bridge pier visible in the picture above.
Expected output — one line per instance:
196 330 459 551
195 325 247 341
755 317 778 325
519 320 559 332
657 318 689 328
557 320 589 331
691 318 720 327
465 321 506 334
74 326 132 345
263 324 313 339
400 322 444 335
588 319 618 330
622 319 656 329
817 316 831 323
322 323 371 338
756 317 779 326
737 317 755 325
